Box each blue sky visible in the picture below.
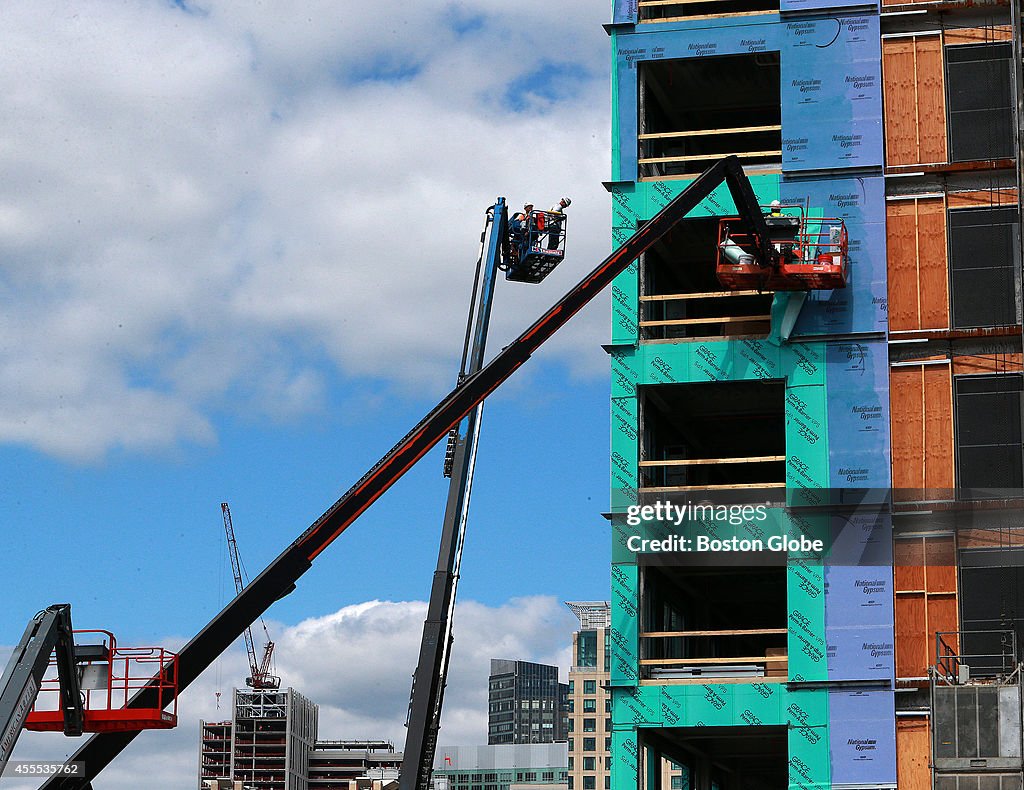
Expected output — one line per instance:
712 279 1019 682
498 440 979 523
0 1 613 784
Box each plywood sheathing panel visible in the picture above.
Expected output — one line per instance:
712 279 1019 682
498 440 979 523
882 36 946 167
945 25 1013 45
887 200 919 331
923 363 954 490
883 39 918 166
890 362 954 496
916 37 947 164
895 534 959 678
891 365 925 489
917 198 949 330
896 718 932 790
952 353 1024 375
886 197 949 331
948 189 1019 209
896 594 928 676
959 527 1024 548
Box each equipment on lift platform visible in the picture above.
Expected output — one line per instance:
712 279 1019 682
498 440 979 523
716 204 849 291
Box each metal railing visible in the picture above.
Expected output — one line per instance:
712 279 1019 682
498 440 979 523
936 629 1018 683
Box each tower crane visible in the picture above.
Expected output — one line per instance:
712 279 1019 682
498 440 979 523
221 503 281 691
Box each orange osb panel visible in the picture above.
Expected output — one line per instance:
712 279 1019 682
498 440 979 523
886 197 949 332
945 26 1013 45
24 631 178 734
882 36 946 166
897 718 932 790
889 362 953 499
894 535 958 679
947 188 1018 209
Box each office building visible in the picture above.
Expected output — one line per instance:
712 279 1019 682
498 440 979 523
488 660 569 745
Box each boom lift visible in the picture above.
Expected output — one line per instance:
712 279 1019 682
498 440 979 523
0 605 178 776
401 198 565 790
39 156 846 789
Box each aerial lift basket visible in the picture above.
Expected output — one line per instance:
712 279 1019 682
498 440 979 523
505 210 567 284
24 630 178 733
716 207 848 291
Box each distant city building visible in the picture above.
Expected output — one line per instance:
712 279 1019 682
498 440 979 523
198 688 401 790
487 660 569 745
564 603 681 790
432 743 568 790
564 603 610 790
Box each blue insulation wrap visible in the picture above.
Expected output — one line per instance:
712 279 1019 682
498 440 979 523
613 0 640 24
825 340 890 487
828 689 897 786
782 0 880 17
613 24 781 181
781 15 883 171
785 175 887 337
824 511 895 681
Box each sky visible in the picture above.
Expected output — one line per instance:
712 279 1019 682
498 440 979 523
0 1 614 786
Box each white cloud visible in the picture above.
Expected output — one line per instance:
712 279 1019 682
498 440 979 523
0 0 612 460
4 596 577 789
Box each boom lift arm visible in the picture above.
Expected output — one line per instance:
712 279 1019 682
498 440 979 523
0 605 83 773
42 155 764 789
400 199 508 790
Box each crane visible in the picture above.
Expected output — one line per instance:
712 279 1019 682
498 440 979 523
42 155 842 788
221 503 281 691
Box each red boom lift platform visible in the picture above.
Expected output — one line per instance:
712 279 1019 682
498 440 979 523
24 630 178 733
716 205 848 292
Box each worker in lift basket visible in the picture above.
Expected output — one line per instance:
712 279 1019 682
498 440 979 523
765 199 801 263
510 203 534 263
546 196 570 249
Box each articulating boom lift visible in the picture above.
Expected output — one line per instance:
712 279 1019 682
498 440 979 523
38 156 843 789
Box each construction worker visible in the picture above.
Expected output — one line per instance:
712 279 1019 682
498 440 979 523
546 196 570 249
510 203 534 264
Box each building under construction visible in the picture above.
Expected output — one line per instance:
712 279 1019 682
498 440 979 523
198 688 401 790
605 0 1023 789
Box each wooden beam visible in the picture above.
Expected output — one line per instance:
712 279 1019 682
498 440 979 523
639 10 777 21
639 125 782 140
640 656 788 665
640 290 767 301
640 167 782 182
640 0 734 5
641 333 768 343
642 482 787 492
639 150 781 165
639 455 785 467
640 315 772 327
642 628 788 638
639 677 777 686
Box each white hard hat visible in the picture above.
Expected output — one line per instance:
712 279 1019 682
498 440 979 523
561 197 572 207
770 200 781 208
